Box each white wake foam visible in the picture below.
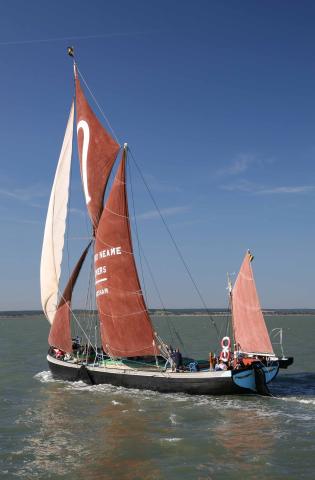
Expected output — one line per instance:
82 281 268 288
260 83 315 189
34 370 56 383
169 413 178 425
278 396 315 406
160 437 182 443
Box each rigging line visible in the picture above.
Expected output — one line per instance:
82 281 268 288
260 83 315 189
59 293 95 351
84 207 94 240
217 308 228 339
0 30 161 47
72 62 96 239
127 157 148 305
65 114 75 288
173 329 186 353
138 242 177 348
86 243 95 311
226 308 232 340
84 250 96 338
68 236 94 240
225 317 230 339
128 147 220 339
56 241 94 347
75 64 121 146
126 223 185 350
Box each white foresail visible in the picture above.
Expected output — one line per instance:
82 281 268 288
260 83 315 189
40 102 74 324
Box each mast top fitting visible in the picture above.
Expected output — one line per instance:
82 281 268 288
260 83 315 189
67 46 74 57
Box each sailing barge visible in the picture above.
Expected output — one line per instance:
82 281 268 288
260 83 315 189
41 52 291 395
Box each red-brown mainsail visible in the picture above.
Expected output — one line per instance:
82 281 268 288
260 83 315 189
94 149 156 357
232 251 274 355
75 67 120 229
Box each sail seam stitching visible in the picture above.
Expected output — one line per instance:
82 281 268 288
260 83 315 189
103 205 129 218
98 307 149 318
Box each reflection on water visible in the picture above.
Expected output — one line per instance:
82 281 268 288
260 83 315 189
213 405 276 477
18 374 315 479
12 370 315 479
78 399 162 479
17 385 89 477
16 380 164 479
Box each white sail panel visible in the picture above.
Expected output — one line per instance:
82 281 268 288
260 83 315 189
40 102 74 324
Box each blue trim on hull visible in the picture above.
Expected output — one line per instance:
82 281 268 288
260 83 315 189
262 365 279 384
232 363 279 393
232 369 257 392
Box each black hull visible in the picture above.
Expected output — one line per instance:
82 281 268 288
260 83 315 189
278 357 294 369
47 355 273 395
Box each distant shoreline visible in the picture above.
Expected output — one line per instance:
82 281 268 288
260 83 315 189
1 309 314 318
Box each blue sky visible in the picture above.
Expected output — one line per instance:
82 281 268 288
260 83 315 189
0 0 314 310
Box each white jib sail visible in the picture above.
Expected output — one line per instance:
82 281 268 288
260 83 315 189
40 102 74 324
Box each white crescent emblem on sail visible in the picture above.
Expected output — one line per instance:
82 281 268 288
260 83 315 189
77 120 91 204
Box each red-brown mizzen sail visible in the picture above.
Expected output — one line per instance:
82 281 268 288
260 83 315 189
232 251 274 355
94 149 156 357
75 68 120 229
48 242 92 352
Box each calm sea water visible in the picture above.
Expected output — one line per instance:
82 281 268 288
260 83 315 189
0 314 314 479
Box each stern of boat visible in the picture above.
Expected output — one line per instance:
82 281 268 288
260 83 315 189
232 363 279 395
